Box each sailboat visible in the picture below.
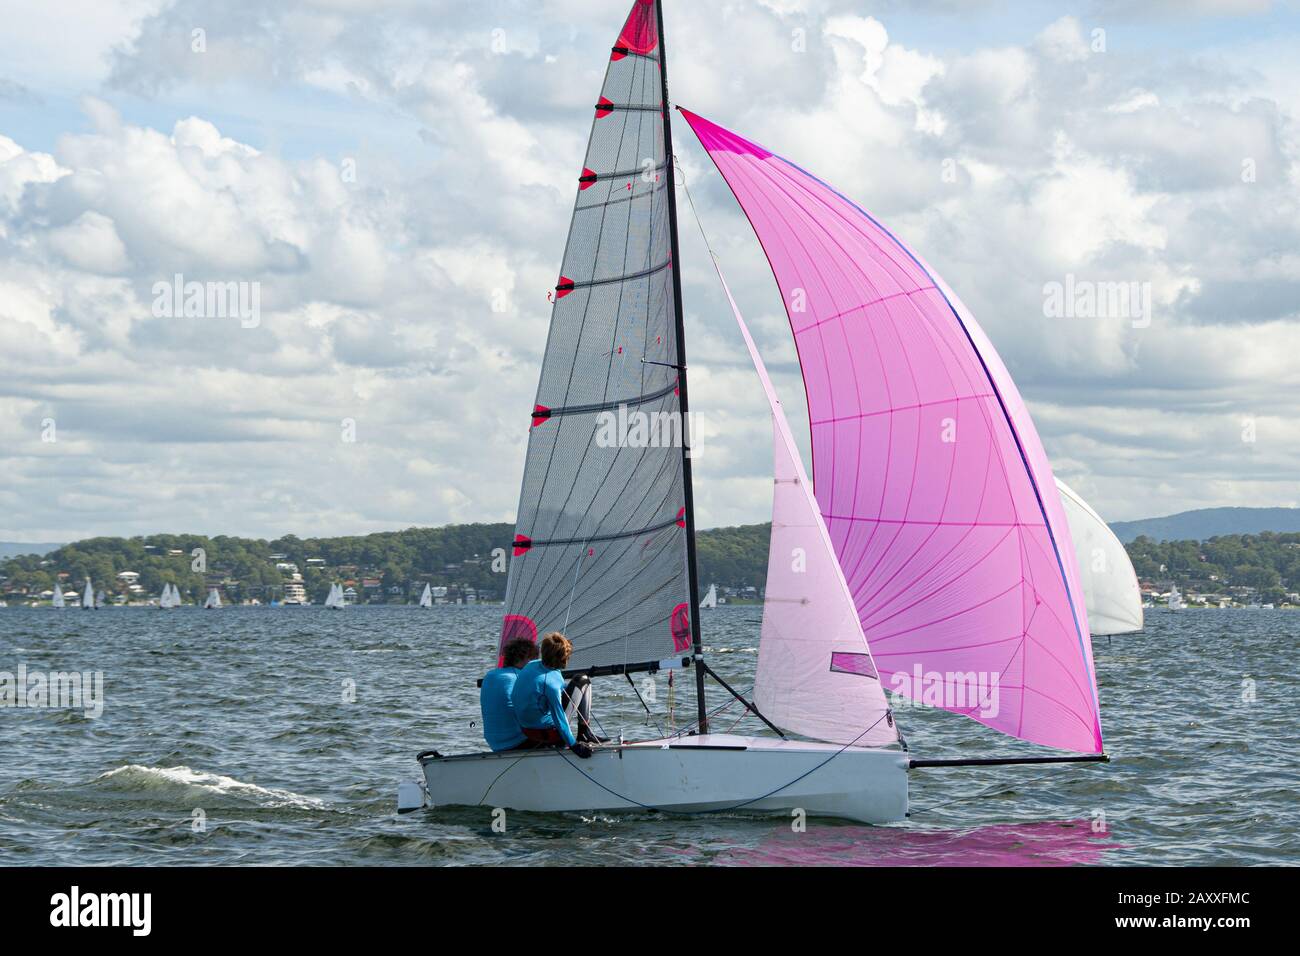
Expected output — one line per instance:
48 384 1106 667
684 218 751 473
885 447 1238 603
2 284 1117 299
203 588 222 610
1167 586 1186 610
159 583 178 608
407 0 1105 824
700 583 718 609
324 583 345 610
52 583 65 608
1055 479 1143 635
418 583 433 609
82 578 95 611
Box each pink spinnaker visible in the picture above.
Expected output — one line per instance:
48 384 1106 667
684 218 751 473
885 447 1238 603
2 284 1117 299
681 108 1102 753
713 256 898 748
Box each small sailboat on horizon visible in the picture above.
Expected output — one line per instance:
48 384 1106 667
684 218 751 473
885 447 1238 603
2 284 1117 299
700 583 718 609
418 583 433 609
158 583 180 608
82 578 95 611
52 583 65 609
323 582 346 610
203 588 222 610
1167 585 1186 610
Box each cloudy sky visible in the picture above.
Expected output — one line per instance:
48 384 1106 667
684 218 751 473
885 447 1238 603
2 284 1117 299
1 0 1297 543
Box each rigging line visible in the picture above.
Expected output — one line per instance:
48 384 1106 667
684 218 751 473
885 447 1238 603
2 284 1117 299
560 540 589 634
666 682 751 739
477 754 529 806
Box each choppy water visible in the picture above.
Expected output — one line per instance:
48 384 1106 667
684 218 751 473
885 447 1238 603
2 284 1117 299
0 605 1295 865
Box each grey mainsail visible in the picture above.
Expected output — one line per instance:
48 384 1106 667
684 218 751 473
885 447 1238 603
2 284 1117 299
498 0 693 673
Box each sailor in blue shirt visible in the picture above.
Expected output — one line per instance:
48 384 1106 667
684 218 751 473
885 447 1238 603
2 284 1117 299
479 638 539 751
511 632 595 758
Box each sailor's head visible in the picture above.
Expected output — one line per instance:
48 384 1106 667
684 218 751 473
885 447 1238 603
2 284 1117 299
502 637 538 670
540 632 573 670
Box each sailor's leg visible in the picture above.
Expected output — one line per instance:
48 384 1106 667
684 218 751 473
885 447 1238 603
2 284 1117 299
563 675 596 740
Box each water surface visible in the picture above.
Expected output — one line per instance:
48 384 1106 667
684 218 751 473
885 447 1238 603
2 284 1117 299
0 605 1294 865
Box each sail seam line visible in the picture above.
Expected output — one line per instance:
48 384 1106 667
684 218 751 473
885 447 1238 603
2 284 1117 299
810 393 995 425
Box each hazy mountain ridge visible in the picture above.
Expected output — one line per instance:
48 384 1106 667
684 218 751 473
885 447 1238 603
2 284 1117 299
1109 507 1300 543
0 541 65 560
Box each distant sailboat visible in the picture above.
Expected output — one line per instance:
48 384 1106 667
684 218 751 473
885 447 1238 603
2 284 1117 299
700 583 718 609
418 583 433 609
324 583 345 610
1167 586 1186 610
52 583 65 609
159 583 179 608
82 578 95 611
203 588 222 610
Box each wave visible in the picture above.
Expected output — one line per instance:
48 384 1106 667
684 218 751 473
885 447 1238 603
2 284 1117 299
94 764 326 810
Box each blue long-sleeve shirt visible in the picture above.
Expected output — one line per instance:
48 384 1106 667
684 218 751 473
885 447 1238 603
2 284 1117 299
511 659 575 747
480 666 526 752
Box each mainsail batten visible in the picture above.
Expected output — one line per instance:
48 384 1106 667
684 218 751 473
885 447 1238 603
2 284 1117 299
499 0 693 674
681 108 1103 753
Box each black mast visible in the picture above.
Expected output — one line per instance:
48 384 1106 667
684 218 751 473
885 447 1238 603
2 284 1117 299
655 0 708 733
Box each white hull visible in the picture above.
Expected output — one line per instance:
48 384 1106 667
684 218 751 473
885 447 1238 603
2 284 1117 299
420 733 908 824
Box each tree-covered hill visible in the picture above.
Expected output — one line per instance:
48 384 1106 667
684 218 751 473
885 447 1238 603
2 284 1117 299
3 523 1299 607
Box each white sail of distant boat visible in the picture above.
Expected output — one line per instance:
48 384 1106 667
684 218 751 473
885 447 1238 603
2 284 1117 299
419 583 433 608
1055 478 1144 635
82 578 94 610
95 589 106 609
324 582 345 610
159 583 176 608
700 583 718 609
203 588 221 609
1168 585 1186 610
52 583 65 608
